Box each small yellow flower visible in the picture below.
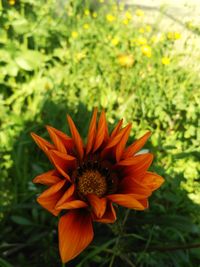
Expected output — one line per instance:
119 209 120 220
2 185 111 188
123 19 129 25
111 37 119 46
136 36 147 45
84 9 90 16
118 54 134 67
174 32 181 40
92 12 97 18
145 25 152 32
135 9 144 17
71 31 78 39
125 11 132 20
141 45 152 58
161 57 170 65
8 0 15 5
76 51 86 62
83 23 90 30
151 35 158 43
139 28 145 33
106 14 116 22
99 0 104 3
119 3 125 11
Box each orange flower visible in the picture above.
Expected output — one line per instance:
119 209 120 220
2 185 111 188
31 109 164 263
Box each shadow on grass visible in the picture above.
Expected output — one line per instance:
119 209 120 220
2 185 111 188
0 98 200 267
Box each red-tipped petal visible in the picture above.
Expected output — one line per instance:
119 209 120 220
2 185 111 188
115 123 132 162
93 110 109 152
87 194 107 218
67 115 84 159
48 150 77 181
33 170 61 186
119 176 152 197
107 194 146 210
110 119 123 138
31 132 54 156
46 126 67 153
86 108 98 155
37 180 66 216
58 210 94 263
122 131 151 159
140 172 165 191
93 201 116 223
46 125 74 153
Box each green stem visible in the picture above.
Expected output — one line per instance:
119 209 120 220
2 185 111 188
62 263 65 267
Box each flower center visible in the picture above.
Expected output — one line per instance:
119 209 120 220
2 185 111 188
77 170 107 198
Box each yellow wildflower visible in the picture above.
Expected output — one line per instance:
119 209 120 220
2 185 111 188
146 25 152 32
99 0 104 3
167 31 181 40
71 31 78 39
8 0 15 5
135 9 144 17
141 45 152 57
84 9 90 16
106 14 116 22
118 54 134 67
83 23 90 30
151 35 158 43
174 32 181 40
111 37 119 46
92 12 97 18
76 51 86 62
161 57 170 65
137 36 147 45
139 28 145 33
119 3 125 11
123 19 129 25
125 11 132 20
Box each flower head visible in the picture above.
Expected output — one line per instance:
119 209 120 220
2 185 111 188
162 57 170 65
106 14 116 23
31 109 164 263
118 54 134 67
141 45 152 57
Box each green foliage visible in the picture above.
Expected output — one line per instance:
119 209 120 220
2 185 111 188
0 0 199 266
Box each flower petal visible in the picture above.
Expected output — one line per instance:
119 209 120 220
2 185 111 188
46 125 74 154
46 126 67 153
107 194 146 210
58 210 94 263
93 201 116 223
115 123 132 162
37 180 66 216
48 150 77 181
31 132 54 156
110 119 123 138
122 131 151 159
55 184 75 206
86 108 98 155
33 170 61 186
56 200 88 210
119 176 152 197
67 115 84 159
140 172 165 191
93 110 109 152
87 194 107 218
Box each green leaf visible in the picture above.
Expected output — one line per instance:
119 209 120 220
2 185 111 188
0 258 14 267
11 215 33 226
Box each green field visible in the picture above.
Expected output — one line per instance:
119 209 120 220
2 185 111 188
0 0 200 266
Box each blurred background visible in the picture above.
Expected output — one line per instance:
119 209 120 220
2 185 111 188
0 0 199 266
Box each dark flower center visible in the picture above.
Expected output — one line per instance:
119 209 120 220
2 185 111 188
74 159 118 199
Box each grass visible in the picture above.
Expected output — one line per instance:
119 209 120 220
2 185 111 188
0 0 200 266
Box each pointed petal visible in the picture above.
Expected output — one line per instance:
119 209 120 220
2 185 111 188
37 180 66 216
117 153 154 177
115 123 132 162
140 172 165 191
58 210 94 263
31 132 54 156
93 201 116 223
48 150 77 181
67 115 84 159
110 119 123 138
46 126 67 153
122 131 151 159
33 170 61 186
56 200 88 210
107 194 146 210
93 110 109 152
46 125 74 153
87 194 107 218
86 108 98 155
55 184 75 206
118 176 152 197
